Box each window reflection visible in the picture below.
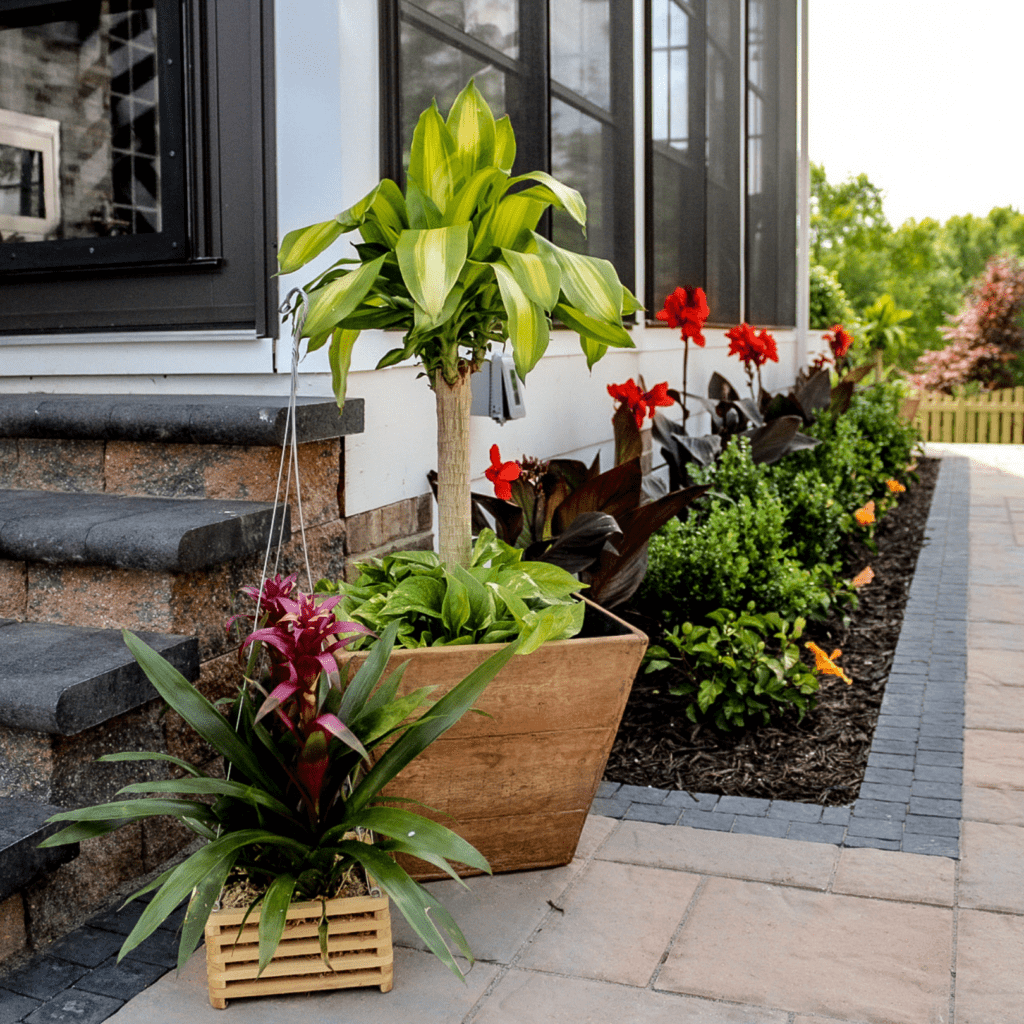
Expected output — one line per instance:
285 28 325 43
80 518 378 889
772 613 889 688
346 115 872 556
550 0 610 111
408 0 518 58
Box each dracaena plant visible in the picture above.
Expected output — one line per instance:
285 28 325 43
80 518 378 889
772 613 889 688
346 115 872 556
40 575 519 981
277 80 639 569
464 381 708 609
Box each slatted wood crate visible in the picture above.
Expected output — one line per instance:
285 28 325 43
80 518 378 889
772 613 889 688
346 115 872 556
204 892 393 1008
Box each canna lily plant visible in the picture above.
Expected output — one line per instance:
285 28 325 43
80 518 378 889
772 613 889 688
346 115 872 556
40 575 519 981
277 80 639 569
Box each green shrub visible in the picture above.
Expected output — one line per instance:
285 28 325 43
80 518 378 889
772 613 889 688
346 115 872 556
643 607 820 730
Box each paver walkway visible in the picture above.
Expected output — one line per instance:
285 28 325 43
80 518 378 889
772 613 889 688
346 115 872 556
3 444 1022 1024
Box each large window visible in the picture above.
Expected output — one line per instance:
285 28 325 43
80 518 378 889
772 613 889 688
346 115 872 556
0 0 277 337
647 0 796 326
381 0 634 287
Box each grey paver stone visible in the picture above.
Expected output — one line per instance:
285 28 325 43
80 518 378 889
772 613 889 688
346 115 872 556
730 815 790 839
821 806 851 826
45 928 127 969
911 780 963 801
0 992 42 1024
842 835 902 852
663 791 718 811
23 990 123 1024
876 715 921 730
917 735 963 752
617 785 667 805
624 803 680 825
714 796 770 816
121 929 178 969
767 801 822 823
904 814 961 837
858 782 913 804
910 797 961 818
0 957 87 1000
852 799 907 822
590 797 630 818
785 822 845 845
870 738 918 756
872 727 920 743
913 765 962 784
72 957 166 1001
595 781 621 799
915 749 963 767
901 834 959 858
680 810 734 831
868 753 915 771
863 767 914 786
845 817 904 841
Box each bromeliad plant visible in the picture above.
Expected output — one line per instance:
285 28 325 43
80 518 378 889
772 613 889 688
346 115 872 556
278 80 639 569
40 577 520 981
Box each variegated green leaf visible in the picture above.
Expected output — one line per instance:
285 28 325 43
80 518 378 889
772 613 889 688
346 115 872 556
554 301 634 350
396 225 470 321
492 262 549 379
278 220 346 275
493 114 516 172
621 285 645 315
328 328 360 408
499 248 561 311
535 234 623 322
472 195 547 258
370 177 408 243
447 167 506 225
406 181 444 230
407 101 463 215
580 335 609 370
506 171 586 227
301 254 386 337
445 79 496 174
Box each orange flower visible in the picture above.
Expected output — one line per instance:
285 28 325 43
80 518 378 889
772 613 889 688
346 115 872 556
851 566 875 588
805 642 853 685
854 500 876 526
886 478 906 494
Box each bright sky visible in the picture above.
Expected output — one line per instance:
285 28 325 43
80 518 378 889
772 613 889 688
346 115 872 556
808 0 1024 228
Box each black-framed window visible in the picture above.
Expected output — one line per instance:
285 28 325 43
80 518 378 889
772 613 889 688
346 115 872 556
0 0 277 336
380 0 634 289
647 0 796 327
0 0 188 271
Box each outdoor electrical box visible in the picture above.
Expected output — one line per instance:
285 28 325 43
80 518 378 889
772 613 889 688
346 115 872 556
471 353 526 424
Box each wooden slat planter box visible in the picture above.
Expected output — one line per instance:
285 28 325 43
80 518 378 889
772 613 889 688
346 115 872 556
204 893 393 1009
912 387 1024 443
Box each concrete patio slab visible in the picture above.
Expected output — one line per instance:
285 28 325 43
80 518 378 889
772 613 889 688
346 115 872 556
961 784 1024 825
832 846 956 906
954 909 1024 1024
963 730 1024 790
958 820 1024 914
656 877 953 1024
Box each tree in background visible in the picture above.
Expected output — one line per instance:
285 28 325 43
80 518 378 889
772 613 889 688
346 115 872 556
808 263 856 330
811 163 1024 370
909 255 1024 394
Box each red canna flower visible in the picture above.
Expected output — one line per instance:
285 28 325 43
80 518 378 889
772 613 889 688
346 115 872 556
823 324 853 361
608 379 673 430
657 286 710 346
643 381 675 414
485 444 521 501
726 323 779 369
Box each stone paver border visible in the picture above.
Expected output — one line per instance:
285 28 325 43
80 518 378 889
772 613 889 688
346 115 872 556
594 455 969 859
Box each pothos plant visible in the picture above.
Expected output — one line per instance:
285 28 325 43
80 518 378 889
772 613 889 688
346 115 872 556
40 576 518 981
278 79 639 569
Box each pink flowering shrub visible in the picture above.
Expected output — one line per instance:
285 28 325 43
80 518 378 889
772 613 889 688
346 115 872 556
909 255 1024 393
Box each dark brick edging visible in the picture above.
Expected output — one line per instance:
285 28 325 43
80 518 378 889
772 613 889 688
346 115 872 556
594 455 969 859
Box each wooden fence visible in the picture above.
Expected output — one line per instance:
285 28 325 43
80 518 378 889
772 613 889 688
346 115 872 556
911 387 1024 443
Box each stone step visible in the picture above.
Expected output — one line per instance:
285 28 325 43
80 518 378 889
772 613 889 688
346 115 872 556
0 620 198 735
0 797 79 904
0 393 364 446
0 489 290 572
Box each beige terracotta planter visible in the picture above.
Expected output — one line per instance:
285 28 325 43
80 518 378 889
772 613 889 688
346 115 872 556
204 892 393 1008
348 598 647 879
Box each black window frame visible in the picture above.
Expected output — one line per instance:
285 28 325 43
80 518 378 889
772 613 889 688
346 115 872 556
0 0 277 338
379 0 635 293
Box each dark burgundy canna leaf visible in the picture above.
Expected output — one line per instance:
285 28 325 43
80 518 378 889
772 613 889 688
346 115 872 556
612 401 643 467
526 511 622 574
746 416 820 465
554 457 642 532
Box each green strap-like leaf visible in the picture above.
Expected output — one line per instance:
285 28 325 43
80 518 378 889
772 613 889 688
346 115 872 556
347 640 519 812
328 328 360 409
97 751 204 777
121 632 284 797
473 194 547 258
554 302 634 349
178 855 236 971
446 167 507 225
278 219 346 275
492 262 549 380
493 115 516 172
258 873 298 978
445 79 496 175
396 226 469 321
534 234 623 322
499 248 561 311
505 171 586 227
44 797 215 828
301 255 387 338
116 778 298 822
407 101 462 214
338 621 401 723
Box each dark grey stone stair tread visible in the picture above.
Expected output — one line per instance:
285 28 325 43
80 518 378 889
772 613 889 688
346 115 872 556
0 489 289 571
0 394 363 445
0 620 198 734
0 797 79 902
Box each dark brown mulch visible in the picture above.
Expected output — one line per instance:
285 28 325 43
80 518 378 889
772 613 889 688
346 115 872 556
604 457 940 805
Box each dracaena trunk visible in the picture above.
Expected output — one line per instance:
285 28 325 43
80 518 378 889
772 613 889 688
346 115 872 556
435 366 473 568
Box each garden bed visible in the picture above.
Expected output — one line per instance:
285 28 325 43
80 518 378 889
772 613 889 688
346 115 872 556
605 456 939 805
